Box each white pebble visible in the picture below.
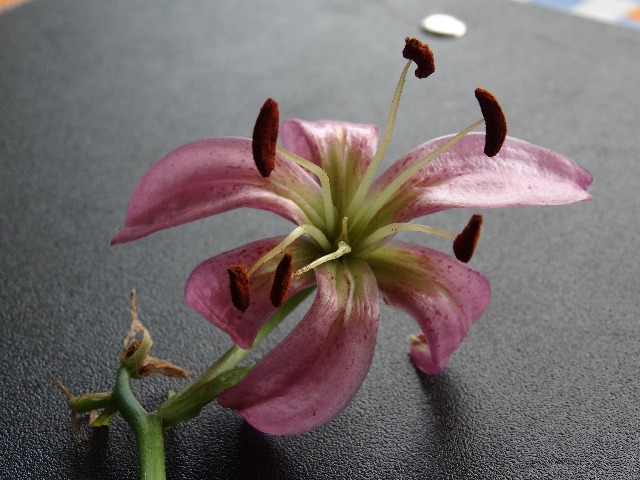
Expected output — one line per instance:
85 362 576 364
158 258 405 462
421 13 467 38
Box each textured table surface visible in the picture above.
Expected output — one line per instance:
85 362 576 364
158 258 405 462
1 1 638 478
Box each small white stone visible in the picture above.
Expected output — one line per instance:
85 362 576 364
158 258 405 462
421 13 467 38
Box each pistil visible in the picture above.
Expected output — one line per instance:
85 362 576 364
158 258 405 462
346 37 435 221
345 61 411 220
293 241 351 277
340 217 349 243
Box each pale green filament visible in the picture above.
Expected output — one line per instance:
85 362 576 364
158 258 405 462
357 222 456 255
293 241 351 277
353 119 485 232
248 224 331 276
345 60 412 219
341 216 349 243
277 147 336 236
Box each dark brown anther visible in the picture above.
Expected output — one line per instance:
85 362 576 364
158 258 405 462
228 264 250 312
453 214 483 263
270 253 293 308
402 37 435 79
252 98 279 177
474 88 507 157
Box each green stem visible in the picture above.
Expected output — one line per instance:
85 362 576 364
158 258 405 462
114 366 166 480
80 286 315 476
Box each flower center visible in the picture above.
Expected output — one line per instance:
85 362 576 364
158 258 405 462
231 37 504 311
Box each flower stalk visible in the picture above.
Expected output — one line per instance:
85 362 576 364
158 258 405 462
113 365 167 480
62 286 315 478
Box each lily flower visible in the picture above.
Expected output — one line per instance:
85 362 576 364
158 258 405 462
112 38 592 435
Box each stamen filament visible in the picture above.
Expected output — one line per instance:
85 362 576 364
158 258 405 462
293 241 351 277
345 60 412 219
352 118 485 233
248 224 331 276
357 222 456 255
341 216 349 242
277 146 336 236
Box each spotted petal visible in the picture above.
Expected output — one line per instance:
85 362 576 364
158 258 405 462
185 236 317 349
367 241 490 375
218 259 379 434
370 132 593 224
111 138 323 244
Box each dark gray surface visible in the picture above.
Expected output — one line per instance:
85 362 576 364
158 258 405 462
1 0 638 478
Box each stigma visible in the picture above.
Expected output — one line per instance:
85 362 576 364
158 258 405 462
402 37 435 78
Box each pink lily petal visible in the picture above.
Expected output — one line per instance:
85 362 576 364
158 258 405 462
185 236 318 349
111 138 323 244
281 120 379 206
219 259 380 434
367 241 491 375
371 132 593 224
